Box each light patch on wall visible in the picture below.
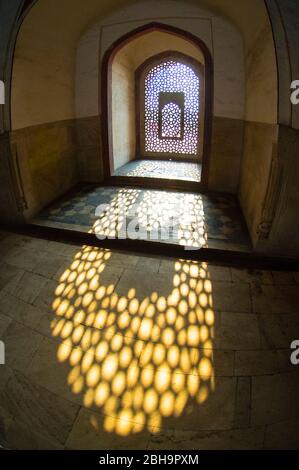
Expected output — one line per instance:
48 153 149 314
0 80 5 104
0 341 5 365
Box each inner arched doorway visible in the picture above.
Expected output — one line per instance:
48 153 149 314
101 22 213 190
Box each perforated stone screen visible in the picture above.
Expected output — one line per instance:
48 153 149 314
144 60 200 156
161 102 182 139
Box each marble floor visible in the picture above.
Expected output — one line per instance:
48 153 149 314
32 186 251 252
113 159 202 183
0 230 299 449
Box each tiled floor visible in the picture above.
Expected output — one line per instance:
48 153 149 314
32 186 251 252
113 159 202 183
0 231 299 449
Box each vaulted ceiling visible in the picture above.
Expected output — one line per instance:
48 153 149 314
12 0 274 129
21 0 269 49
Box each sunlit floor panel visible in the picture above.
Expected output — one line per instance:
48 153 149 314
32 186 251 252
113 159 202 182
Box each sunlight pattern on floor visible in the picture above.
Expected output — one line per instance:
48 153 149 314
33 186 251 251
93 188 207 247
51 246 215 436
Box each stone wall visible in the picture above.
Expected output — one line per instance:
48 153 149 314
2 116 104 222
239 122 278 246
111 51 136 171
0 132 24 224
238 10 278 247
9 120 79 221
262 125 299 257
247 0 299 257
75 116 103 182
209 117 244 194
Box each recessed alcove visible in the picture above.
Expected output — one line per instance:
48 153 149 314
105 28 210 189
1 0 299 454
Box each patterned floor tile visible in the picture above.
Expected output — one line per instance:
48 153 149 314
32 186 251 252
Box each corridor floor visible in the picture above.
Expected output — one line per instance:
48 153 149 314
32 186 251 252
113 159 202 183
0 231 299 449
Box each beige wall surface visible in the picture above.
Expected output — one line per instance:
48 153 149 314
258 0 299 258
239 122 278 246
245 18 278 125
119 31 205 69
238 8 278 247
266 126 299 257
77 0 245 121
112 51 136 170
10 120 79 220
111 30 207 168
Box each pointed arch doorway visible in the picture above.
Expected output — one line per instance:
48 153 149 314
101 22 213 190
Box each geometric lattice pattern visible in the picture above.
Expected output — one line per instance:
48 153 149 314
161 102 182 138
144 61 200 155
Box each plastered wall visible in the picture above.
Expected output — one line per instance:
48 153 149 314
76 0 245 122
111 30 206 170
112 51 136 170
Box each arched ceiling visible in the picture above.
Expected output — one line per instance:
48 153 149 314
12 0 275 129
21 0 269 49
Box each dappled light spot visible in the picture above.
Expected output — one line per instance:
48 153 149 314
72 376 84 394
72 324 85 343
187 374 200 397
117 297 128 312
57 342 72 362
200 325 209 342
187 325 200 346
167 345 180 368
86 364 101 387
205 308 215 326
141 368 154 388
95 382 110 406
162 327 175 346
178 299 188 315
69 347 82 366
198 385 209 404
84 388 95 408
199 357 213 378
144 389 159 414
81 350 94 373
155 365 171 394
